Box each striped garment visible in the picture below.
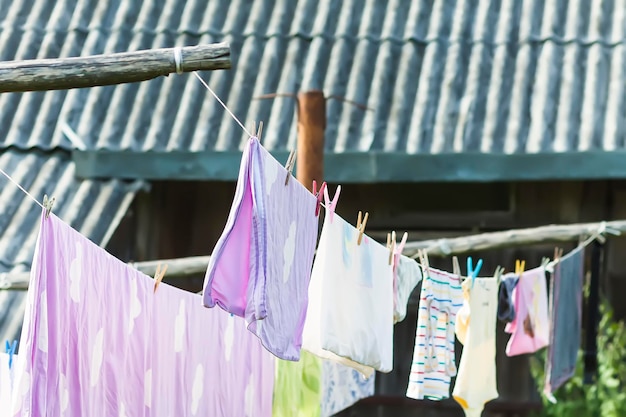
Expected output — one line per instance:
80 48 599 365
406 268 463 400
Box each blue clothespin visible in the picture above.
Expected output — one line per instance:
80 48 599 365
5 340 17 369
467 257 483 289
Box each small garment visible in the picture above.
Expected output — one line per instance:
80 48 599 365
393 254 423 324
544 247 585 395
302 191 394 377
203 136 319 361
321 360 375 417
504 267 550 356
12 210 275 417
0 352 18 417
273 351 321 417
497 274 519 323
453 278 499 417
407 268 463 400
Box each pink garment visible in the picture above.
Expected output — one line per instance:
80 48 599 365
11 210 275 417
203 136 319 361
504 267 550 356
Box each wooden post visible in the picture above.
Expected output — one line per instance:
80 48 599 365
296 90 326 191
0 43 230 93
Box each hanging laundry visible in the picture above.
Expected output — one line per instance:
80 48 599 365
202 136 319 361
504 267 550 356
544 247 585 396
0 352 18 417
321 360 375 417
393 254 423 324
273 351 321 417
453 278 499 417
497 274 519 323
11 210 275 417
406 268 463 401
302 189 394 377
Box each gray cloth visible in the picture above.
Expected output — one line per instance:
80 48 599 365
544 246 585 394
497 274 519 323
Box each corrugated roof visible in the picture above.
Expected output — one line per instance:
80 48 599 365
0 149 143 343
0 0 623 156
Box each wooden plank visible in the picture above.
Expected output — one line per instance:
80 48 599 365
73 149 626 183
0 43 230 93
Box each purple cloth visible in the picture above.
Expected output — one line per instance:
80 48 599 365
203 136 318 361
11 210 275 417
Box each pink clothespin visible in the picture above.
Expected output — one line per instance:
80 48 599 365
312 180 327 217
323 184 342 222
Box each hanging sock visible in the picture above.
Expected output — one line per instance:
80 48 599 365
544 246 585 397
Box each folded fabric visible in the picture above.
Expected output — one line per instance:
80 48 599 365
321 360 375 417
302 195 394 377
12 210 275 417
273 351 321 417
393 254 423 324
203 136 319 361
544 246 585 395
497 274 519 323
505 267 550 356
407 268 464 400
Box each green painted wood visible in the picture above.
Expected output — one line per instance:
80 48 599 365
72 150 626 183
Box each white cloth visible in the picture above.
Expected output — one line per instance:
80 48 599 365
453 278 499 417
0 352 17 417
302 212 394 377
394 255 422 323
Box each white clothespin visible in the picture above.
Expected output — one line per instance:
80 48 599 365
284 149 297 185
43 194 55 219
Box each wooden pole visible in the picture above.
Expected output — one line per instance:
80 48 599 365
403 220 626 258
296 90 326 191
0 43 231 93
3 219 624 290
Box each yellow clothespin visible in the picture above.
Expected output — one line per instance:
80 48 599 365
42 194 55 219
515 259 525 275
153 263 168 293
356 211 369 245
387 231 396 265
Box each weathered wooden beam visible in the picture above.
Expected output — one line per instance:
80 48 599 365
403 220 625 258
0 255 210 291
2 220 623 291
0 43 230 93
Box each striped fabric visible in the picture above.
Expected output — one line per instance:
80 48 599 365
406 268 463 400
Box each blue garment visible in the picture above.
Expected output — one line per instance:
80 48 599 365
544 246 585 394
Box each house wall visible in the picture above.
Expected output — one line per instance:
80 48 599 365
106 179 625 417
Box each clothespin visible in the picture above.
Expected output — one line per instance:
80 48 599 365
257 121 264 141
452 256 461 277
312 180 327 217
418 249 430 275
356 211 369 245
284 149 297 185
42 194 55 219
553 247 563 262
387 231 396 265
323 185 341 222
467 256 483 289
515 259 526 275
153 263 168 293
494 266 505 285
541 257 551 268
5 340 16 370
